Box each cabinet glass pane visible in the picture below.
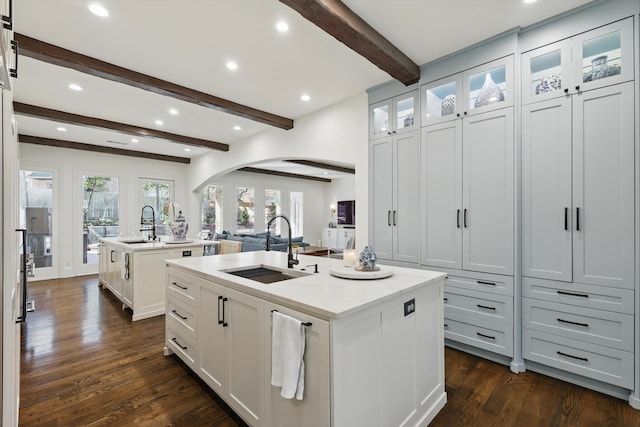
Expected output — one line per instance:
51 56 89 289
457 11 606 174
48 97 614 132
528 49 563 97
581 29 621 83
395 95 415 130
468 65 506 110
372 104 389 136
425 81 457 120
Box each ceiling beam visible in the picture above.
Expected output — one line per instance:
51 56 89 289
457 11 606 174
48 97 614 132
279 0 419 86
285 159 355 174
19 134 190 164
13 102 229 152
15 33 294 130
240 167 331 183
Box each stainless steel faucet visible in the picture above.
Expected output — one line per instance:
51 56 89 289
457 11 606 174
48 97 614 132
265 214 299 268
140 205 157 241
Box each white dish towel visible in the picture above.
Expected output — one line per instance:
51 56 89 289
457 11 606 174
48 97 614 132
271 311 306 400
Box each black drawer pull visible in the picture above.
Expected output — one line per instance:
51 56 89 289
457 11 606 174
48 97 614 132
564 207 568 230
476 332 495 340
171 309 187 320
557 290 589 298
477 304 496 311
444 297 448 302
477 280 496 286
557 351 588 362
171 337 187 350
557 318 589 328
171 282 188 290
218 295 224 325
444 323 448 329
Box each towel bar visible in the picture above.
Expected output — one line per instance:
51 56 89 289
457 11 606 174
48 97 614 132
271 309 312 327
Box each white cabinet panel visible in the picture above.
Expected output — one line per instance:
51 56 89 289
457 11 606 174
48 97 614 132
370 137 394 260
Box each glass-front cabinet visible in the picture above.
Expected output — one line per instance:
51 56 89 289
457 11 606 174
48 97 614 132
522 18 633 105
422 56 513 126
370 90 418 139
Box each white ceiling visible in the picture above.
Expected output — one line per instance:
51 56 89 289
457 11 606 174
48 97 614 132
13 0 601 177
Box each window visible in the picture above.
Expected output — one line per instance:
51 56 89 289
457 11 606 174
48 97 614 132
201 184 223 235
236 186 255 234
290 191 303 237
20 170 53 269
140 179 174 237
83 176 119 264
265 189 281 234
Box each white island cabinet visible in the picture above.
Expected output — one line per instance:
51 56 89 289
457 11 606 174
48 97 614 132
164 251 446 427
98 237 215 321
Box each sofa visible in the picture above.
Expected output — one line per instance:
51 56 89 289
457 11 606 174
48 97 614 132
214 231 310 253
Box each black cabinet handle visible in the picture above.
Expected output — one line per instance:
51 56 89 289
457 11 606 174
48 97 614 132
443 297 448 302
557 290 589 298
110 250 115 263
222 297 228 327
171 337 187 350
16 228 27 323
387 210 391 226
477 280 496 286
172 282 188 290
564 88 569 94
564 207 568 230
557 318 589 328
2 0 12 30
10 40 17 78
456 209 461 228
557 351 588 362
171 309 187 320
476 332 495 340
477 304 496 311
575 85 580 92
393 210 397 226
576 207 580 231
217 295 224 325
463 209 468 228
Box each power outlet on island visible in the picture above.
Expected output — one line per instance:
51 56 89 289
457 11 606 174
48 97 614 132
404 299 415 317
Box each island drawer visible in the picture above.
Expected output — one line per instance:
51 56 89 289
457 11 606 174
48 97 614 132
444 273 513 297
523 329 633 389
523 277 634 314
444 288 513 325
166 323 197 369
167 297 197 336
167 270 200 307
444 315 513 357
523 298 633 352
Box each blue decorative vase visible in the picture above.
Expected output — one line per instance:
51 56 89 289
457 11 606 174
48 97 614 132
357 246 378 271
170 210 189 241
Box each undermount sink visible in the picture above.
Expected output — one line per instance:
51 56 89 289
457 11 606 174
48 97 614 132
224 265 309 284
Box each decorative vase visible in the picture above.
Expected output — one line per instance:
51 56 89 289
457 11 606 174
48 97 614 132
170 210 189 241
441 94 456 116
474 73 505 108
356 246 377 271
535 73 561 95
583 55 621 82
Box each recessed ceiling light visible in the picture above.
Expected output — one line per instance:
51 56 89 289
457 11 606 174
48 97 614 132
155 120 163 125
68 83 82 91
226 61 238 71
57 127 67 132
323 171 328 175
88 3 109 17
233 125 242 131
169 108 178 115
522 0 537 3
131 138 139 143
184 148 191 152
276 21 289 32
300 94 311 102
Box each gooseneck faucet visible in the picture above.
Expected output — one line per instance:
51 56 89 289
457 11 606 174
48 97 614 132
265 214 299 269
140 205 157 241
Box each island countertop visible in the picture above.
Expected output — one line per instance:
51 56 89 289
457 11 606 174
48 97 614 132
165 250 446 320
100 237 216 252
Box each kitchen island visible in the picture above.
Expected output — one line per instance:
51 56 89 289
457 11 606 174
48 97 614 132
164 250 447 427
98 237 216 320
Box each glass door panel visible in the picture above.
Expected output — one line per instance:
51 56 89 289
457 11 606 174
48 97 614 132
522 40 571 104
395 93 416 132
369 101 390 139
422 76 461 125
467 64 507 111
83 176 119 264
19 170 53 271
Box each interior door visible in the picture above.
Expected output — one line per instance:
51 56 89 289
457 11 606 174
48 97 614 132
393 131 420 263
370 137 394 260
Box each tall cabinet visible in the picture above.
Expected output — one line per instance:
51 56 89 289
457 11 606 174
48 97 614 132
521 18 636 390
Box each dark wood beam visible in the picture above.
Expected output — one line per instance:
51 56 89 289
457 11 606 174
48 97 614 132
13 102 229 152
279 0 419 85
15 33 294 130
240 167 331 183
19 134 190 164
285 159 355 174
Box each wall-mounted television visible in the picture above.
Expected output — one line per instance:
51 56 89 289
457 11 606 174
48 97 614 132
337 200 355 227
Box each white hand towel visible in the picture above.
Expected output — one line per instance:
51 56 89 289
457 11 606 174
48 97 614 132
271 311 306 400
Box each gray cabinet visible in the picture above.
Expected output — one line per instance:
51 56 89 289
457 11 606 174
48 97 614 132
369 91 418 139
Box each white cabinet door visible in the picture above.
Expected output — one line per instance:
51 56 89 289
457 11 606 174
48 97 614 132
322 228 337 248
421 120 462 269
522 97 572 281
370 137 394 260
336 229 354 249
198 283 226 396
462 108 514 275
572 82 634 289
393 131 420 264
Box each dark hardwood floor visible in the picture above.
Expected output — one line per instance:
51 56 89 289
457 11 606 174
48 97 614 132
19 275 640 426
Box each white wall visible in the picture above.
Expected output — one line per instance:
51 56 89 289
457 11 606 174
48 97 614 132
19 143 188 279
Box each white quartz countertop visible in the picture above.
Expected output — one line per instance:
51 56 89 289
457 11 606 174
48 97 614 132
166 251 446 320
100 237 216 252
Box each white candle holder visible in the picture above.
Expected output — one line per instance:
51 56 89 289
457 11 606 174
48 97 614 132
343 249 357 267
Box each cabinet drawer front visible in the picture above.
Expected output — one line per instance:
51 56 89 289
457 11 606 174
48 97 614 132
444 289 512 325
444 316 513 357
523 298 633 352
445 273 513 296
166 324 197 368
523 277 634 314
167 297 197 335
523 329 633 389
167 272 198 307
